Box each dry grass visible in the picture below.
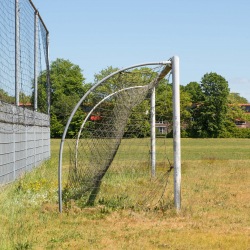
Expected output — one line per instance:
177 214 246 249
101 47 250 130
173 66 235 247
0 139 250 249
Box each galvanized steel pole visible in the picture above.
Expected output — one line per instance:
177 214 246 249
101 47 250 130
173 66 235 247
46 33 50 115
13 106 16 180
15 0 19 106
172 55 181 210
151 87 156 178
34 11 38 111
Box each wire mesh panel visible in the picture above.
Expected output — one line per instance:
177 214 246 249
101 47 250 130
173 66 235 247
62 65 173 209
0 0 48 111
0 0 16 103
19 0 35 105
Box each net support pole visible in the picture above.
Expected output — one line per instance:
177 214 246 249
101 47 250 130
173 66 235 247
46 33 50 115
34 11 38 111
15 0 19 106
172 55 181 210
151 87 156 178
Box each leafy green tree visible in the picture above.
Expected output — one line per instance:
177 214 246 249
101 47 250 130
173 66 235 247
228 92 248 104
38 59 90 137
0 89 15 103
50 113 64 138
192 72 230 134
19 92 31 104
124 100 151 138
90 66 119 104
0 88 31 105
184 81 203 103
49 59 87 105
156 81 192 128
92 66 153 137
91 66 159 104
67 109 87 138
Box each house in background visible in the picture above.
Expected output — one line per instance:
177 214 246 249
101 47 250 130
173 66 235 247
156 119 167 134
234 104 250 128
155 119 172 134
190 103 250 129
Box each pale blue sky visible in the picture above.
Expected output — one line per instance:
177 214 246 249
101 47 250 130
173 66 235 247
35 0 250 101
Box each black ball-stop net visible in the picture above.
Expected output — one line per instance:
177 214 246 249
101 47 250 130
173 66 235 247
63 64 173 209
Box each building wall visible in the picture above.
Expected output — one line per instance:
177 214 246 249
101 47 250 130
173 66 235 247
0 102 50 185
235 121 250 129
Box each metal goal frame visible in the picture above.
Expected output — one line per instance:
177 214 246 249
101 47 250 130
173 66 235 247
58 56 181 212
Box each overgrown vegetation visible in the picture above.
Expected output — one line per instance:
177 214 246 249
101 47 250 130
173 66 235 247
0 139 250 249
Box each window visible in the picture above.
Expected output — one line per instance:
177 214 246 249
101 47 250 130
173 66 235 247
235 121 246 125
157 119 164 124
158 127 166 134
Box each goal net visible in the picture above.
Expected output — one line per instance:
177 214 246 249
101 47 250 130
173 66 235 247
62 63 174 209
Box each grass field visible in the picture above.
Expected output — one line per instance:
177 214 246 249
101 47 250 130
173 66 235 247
1 138 250 249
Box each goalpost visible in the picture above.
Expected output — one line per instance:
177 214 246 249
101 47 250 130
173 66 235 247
58 56 181 213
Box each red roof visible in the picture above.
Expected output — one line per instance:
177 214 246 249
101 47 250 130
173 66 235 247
19 103 32 106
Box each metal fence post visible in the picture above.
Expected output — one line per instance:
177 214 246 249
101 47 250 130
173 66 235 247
25 110 27 171
15 0 19 106
42 125 44 162
12 106 16 180
151 87 156 178
34 11 38 111
34 124 36 167
46 32 51 160
46 33 50 115
13 125 16 180
172 55 181 210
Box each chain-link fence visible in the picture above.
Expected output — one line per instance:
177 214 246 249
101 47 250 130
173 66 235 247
0 0 50 112
0 0 50 184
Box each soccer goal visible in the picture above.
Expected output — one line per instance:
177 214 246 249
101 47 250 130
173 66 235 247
58 56 181 212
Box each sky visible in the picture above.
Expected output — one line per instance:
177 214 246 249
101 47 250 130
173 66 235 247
35 0 250 101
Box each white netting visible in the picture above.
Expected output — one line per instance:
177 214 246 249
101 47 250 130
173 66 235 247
62 64 173 209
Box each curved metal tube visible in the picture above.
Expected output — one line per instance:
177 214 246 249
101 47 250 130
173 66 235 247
58 61 171 212
74 86 145 174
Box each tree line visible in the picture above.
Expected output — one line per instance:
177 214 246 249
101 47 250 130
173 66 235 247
1 58 249 138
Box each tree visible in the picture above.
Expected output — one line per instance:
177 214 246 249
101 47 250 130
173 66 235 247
49 59 87 105
0 89 15 103
184 81 203 103
91 66 119 103
228 92 248 104
156 81 192 127
50 113 64 138
192 72 230 134
92 66 160 137
38 59 90 137
19 92 31 104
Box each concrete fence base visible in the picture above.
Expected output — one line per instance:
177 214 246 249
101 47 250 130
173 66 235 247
0 102 50 185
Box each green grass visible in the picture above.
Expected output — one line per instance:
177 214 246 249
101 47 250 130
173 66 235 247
58 138 250 163
0 138 250 249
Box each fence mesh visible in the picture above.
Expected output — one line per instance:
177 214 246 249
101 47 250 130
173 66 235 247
0 0 48 112
0 0 15 103
63 65 173 209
